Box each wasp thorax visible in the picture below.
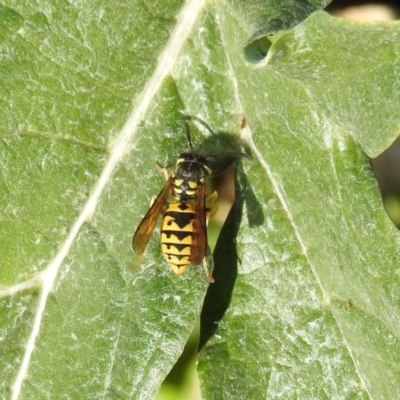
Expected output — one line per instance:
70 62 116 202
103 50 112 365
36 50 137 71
173 163 204 200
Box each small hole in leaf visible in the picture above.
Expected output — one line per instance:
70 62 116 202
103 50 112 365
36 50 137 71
243 36 272 64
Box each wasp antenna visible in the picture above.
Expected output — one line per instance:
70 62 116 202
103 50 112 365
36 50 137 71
177 120 193 149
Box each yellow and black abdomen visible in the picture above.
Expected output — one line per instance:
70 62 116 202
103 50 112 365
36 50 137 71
160 202 196 275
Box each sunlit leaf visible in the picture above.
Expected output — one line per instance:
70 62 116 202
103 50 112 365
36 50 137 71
1 1 400 399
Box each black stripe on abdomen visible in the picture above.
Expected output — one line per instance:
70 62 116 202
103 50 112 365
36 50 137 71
161 203 196 272
163 210 195 230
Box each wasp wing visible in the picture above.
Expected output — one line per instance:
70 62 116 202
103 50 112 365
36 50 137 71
132 177 173 255
189 183 207 265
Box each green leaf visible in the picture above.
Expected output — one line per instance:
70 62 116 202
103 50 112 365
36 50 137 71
1 1 400 400
1 1 212 398
265 12 400 157
198 9 400 400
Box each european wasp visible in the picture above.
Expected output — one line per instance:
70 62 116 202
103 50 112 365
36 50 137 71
132 120 245 282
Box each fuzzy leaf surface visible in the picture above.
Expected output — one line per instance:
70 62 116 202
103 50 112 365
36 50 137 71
1 1 400 400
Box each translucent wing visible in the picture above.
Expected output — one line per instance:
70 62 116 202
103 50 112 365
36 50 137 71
132 177 173 255
189 183 207 265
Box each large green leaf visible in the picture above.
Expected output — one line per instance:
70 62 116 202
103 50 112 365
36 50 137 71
1 0 400 399
199 9 400 400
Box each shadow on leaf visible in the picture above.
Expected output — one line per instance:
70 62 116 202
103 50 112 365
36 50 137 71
199 164 263 350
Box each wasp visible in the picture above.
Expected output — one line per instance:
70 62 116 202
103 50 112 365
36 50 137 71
132 120 245 282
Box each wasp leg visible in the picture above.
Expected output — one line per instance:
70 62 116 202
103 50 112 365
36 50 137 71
206 190 219 222
149 194 158 207
202 258 214 283
202 246 215 283
206 190 218 206
154 162 170 181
